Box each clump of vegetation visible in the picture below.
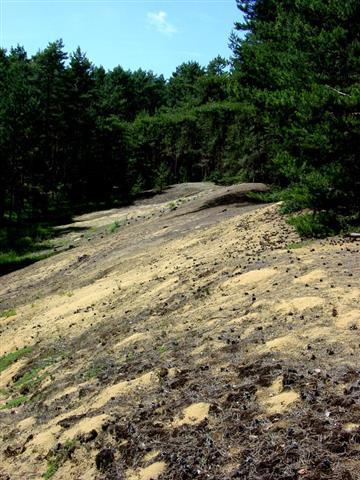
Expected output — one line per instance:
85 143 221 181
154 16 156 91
0 347 33 373
154 163 171 194
13 367 47 394
0 251 53 276
246 189 284 204
108 220 121 234
84 363 106 380
168 201 178 211
0 308 16 318
158 345 168 355
3 350 63 404
43 440 77 479
286 240 314 250
0 395 28 410
0 224 55 275
59 290 74 297
287 213 337 239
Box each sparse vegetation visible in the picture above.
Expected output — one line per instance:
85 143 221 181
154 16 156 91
287 240 314 250
108 221 121 234
8 351 63 399
107 218 127 233
84 363 106 379
13 367 47 394
0 395 28 410
158 345 168 355
0 308 16 318
59 290 74 297
43 440 77 479
0 347 33 373
168 201 178 211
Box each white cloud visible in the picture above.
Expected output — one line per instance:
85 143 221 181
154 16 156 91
147 11 177 36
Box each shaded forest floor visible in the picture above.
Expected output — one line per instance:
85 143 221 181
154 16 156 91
0 182 359 480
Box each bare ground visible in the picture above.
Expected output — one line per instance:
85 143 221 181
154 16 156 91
0 182 359 480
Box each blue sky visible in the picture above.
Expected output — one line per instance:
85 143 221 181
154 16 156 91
0 0 242 78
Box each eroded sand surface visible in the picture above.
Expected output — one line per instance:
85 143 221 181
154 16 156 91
0 182 359 479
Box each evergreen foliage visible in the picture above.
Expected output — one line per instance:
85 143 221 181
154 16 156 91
0 0 358 249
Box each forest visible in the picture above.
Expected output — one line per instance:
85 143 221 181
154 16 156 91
0 0 359 268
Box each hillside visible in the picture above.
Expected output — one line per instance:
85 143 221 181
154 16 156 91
0 183 359 480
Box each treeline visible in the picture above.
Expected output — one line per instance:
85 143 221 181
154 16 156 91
1 0 359 239
0 43 233 224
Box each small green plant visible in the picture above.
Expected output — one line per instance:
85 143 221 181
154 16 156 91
125 351 134 361
154 163 170 193
0 347 33 373
168 201 178 211
10 351 60 395
0 308 16 318
43 440 77 479
131 176 145 196
43 460 58 480
108 221 121 234
286 240 314 250
107 217 128 233
59 290 73 297
84 363 106 379
0 395 28 410
158 345 168 355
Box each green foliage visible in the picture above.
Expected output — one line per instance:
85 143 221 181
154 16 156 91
212 172 247 186
168 201 178 211
131 176 145 196
288 213 337 239
0 224 53 252
154 163 171 193
84 363 106 379
246 189 284 204
0 250 53 276
158 345 168 355
229 0 359 232
43 440 77 479
43 461 58 480
0 347 32 373
0 308 16 318
0 223 55 275
0 395 28 410
108 221 121 234
13 366 47 394
286 240 314 250
1 0 358 250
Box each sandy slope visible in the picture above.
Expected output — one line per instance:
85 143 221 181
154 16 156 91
0 183 359 480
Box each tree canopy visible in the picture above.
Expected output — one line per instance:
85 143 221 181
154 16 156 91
0 0 359 249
